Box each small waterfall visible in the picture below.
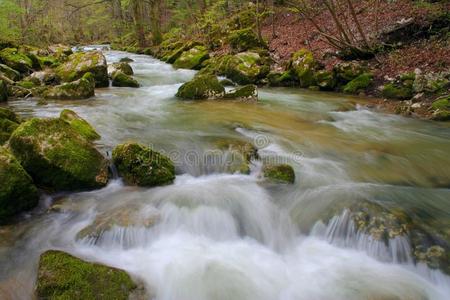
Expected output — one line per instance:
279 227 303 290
311 209 413 264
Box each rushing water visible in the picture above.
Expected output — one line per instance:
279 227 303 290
1 47 450 299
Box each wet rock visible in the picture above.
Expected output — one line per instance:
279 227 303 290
29 69 59 86
43 72 95 100
263 164 295 184
288 49 318 88
112 143 175 187
314 70 336 91
36 250 141 300
224 84 258 101
343 73 373 94
60 109 100 141
0 48 33 73
267 71 296 87
173 45 209 70
9 117 108 191
0 63 21 81
176 74 225 100
119 57 134 63
0 80 7 102
219 78 236 87
111 71 139 88
0 107 21 144
221 51 270 85
228 28 265 53
214 138 259 162
108 62 133 76
56 51 108 87
0 146 39 222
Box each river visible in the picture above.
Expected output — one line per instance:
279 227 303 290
0 47 450 299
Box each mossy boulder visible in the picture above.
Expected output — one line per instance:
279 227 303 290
29 70 59 86
343 73 373 94
228 28 264 53
112 143 175 187
37 55 60 69
108 62 133 77
431 97 450 110
173 46 209 70
333 61 367 85
9 118 108 191
47 44 73 61
119 57 134 63
224 84 258 101
36 250 139 300
413 72 449 94
0 107 21 144
0 80 8 102
111 71 139 88
430 96 450 121
219 79 236 87
0 48 33 73
314 70 336 90
43 72 95 100
0 146 39 222
382 83 413 100
219 52 270 85
263 164 295 184
0 64 21 81
176 74 225 100
289 49 318 88
56 51 108 87
267 71 297 87
60 109 100 141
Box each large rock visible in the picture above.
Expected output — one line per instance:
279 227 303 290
173 46 209 70
36 250 140 300
43 72 95 100
29 69 59 86
0 63 21 81
0 48 33 73
430 96 450 121
228 28 264 53
0 146 39 222
0 107 20 144
108 62 133 76
56 51 108 87
111 71 139 88
224 84 258 101
218 51 270 85
112 143 175 187
0 80 8 102
288 49 318 88
176 74 225 100
9 118 108 191
343 73 373 94
60 109 100 141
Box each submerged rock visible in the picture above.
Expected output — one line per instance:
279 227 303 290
60 109 100 141
0 107 21 144
0 146 39 222
56 51 108 87
111 71 139 88
43 72 95 100
176 74 225 100
0 48 33 73
36 250 140 300
9 117 108 191
263 164 295 184
214 138 258 174
173 45 209 70
224 84 258 101
119 57 134 63
112 143 175 187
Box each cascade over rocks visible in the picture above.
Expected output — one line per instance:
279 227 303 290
9 117 108 191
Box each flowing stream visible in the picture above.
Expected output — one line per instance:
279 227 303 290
1 47 450 299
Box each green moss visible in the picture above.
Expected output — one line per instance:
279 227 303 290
0 107 21 123
0 118 19 144
173 46 209 70
56 51 108 87
224 84 258 101
111 71 139 88
333 61 367 84
43 73 95 100
431 97 450 110
343 73 373 93
228 28 264 53
0 48 33 73
314 70 336 90
17 80 35 89
214 139 258 162
37 55 60 69
113 143 175 187
0 80 8 102
0 63 21 81
36 250 138 300
220 52 269 85
0 146 39 222
9 118 108 191
382 83 413 100
432 110 450 121
176 74 225 99
110 62 133 75
289 49 317 88
267 71 296 87
60 109 100 141
263 164 295 184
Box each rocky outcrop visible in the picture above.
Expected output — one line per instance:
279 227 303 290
36 250 141 300
112 143 175 187
9 117 108 191
176 74 225 99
